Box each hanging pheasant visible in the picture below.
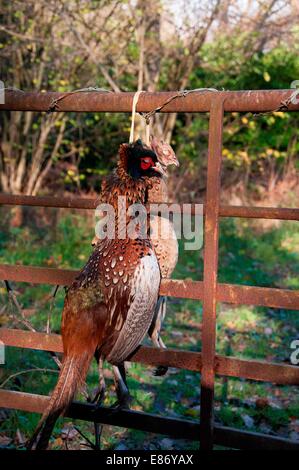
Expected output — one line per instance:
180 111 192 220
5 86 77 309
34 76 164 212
27 141 164 450
92 136 179 377
147 136 179 375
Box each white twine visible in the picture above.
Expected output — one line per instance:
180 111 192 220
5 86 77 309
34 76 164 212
129 90 144 144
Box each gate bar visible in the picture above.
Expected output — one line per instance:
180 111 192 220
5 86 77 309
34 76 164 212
1 264 298 310
1 328 299 384
1 390 298 450
1 90 299 113
1 194 299 220
200 97 225 449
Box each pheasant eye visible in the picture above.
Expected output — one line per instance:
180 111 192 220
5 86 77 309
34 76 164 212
140 157 154 170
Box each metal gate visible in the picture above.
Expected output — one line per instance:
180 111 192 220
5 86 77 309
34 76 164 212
0 90 299 450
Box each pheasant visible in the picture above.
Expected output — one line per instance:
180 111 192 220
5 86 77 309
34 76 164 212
147 136 179 376
92 137 179 377
27 141 164 450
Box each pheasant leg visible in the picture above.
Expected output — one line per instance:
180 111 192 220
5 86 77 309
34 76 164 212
111 364 132 410
91 358 106 405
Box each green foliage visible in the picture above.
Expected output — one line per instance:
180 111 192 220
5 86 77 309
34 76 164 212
176 43 299 188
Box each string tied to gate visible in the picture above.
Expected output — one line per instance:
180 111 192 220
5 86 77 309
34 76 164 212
129 88 219 146
129 90 147 144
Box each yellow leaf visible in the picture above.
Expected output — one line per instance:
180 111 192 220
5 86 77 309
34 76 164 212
263 72 271 82
185 408 199 418
273 111 285 118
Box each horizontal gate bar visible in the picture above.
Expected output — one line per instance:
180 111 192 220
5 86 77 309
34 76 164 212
1 194 299 220
0 389 198 441
0 390 298 450
1 328 298 384
1 90 299 113
0 194 97 210
1 264 298 310
213 424 299 451
0 328 200 372
220 205 299 221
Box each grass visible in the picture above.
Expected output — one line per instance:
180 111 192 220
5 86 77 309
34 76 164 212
0 206 298 449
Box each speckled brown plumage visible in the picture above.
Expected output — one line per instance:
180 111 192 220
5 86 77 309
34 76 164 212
148 177 178 278
64 235 158 364
97 143 158 212
97 141 178 277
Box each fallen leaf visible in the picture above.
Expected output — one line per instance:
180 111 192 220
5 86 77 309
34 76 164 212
264 327 273 336
61 424 78 440
115 442 128 450
242 414 254 428
52 437 63 448
290 419 299 433
171 331 183 337
259 421 272 434
0 435 12 446
255 398 269 409
160 438 174 449
290 431 299 442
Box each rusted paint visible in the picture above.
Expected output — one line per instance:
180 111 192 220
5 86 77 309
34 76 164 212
0 328 201 372
200 97 225 449
218 283 299 310
0 390 49 414
0 264 77 285
1 194 299 221
220 205 299 221
1 264 298 309
0 328 63 353
160 279 204 300
1 90 299 113
215 355 299 385
0 194 98 210
1 328 299 384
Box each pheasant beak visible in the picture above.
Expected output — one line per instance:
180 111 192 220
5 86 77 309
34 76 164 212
167 154 180 167
152 161 167 177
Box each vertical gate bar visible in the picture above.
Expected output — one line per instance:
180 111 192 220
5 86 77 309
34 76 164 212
200 96 224 450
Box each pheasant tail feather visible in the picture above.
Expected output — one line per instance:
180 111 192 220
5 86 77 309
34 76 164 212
27 351 93 450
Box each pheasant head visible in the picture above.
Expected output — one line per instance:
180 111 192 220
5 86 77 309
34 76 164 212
117 140 166 180
149 136 179 174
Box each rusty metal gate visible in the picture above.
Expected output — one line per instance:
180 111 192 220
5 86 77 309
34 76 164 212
0 90 299 450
